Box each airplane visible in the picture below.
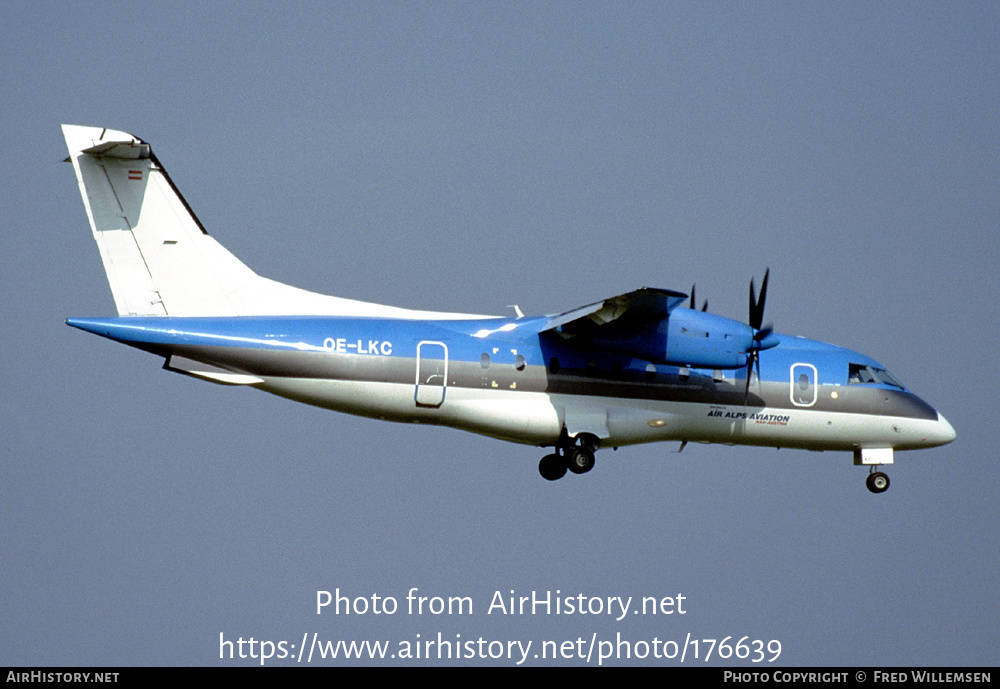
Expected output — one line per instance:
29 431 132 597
61 125 955 493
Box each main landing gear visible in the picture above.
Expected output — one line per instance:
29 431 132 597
538 433 598 481
866 468 890 494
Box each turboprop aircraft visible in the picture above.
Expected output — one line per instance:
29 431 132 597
62 125 955 493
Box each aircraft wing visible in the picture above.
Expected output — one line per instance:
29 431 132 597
539 287 687 335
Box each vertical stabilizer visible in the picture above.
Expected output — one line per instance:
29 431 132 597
63 125 494 319
63 125 255 316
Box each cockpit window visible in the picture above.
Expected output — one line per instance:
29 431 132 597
877 368 904 388
848 364 875 384
848 363 904 388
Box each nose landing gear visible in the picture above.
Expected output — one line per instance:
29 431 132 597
855 448 893 494
866 469 890 494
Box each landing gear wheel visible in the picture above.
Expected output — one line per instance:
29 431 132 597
866 471 890 494
566 447 595 474
538 453 567 481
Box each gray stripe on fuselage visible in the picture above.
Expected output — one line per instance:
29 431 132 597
164 344 938 421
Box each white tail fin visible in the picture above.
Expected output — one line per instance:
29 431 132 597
63 125 481 319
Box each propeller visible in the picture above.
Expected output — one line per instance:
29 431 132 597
689 284 708 312
745 269 771 397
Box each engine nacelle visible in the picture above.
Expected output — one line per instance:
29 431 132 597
592 308 777 370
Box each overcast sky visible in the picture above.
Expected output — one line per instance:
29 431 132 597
2 1 997 666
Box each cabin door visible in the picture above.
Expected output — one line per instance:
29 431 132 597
415 341 448 407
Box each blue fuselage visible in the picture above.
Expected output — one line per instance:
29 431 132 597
67 310 955 453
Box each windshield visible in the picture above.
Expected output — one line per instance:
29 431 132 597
848 363 904 389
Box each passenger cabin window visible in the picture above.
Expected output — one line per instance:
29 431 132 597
848 363 904 388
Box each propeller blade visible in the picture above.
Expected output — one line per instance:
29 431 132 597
690 284 708 312
757 268 769 326
745 269 771 402
748 268 770 330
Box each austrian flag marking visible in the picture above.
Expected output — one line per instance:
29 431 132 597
128 169 142 180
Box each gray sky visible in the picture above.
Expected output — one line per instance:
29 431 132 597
2 1 997 666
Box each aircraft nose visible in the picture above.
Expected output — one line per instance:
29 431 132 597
926 412 956 447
